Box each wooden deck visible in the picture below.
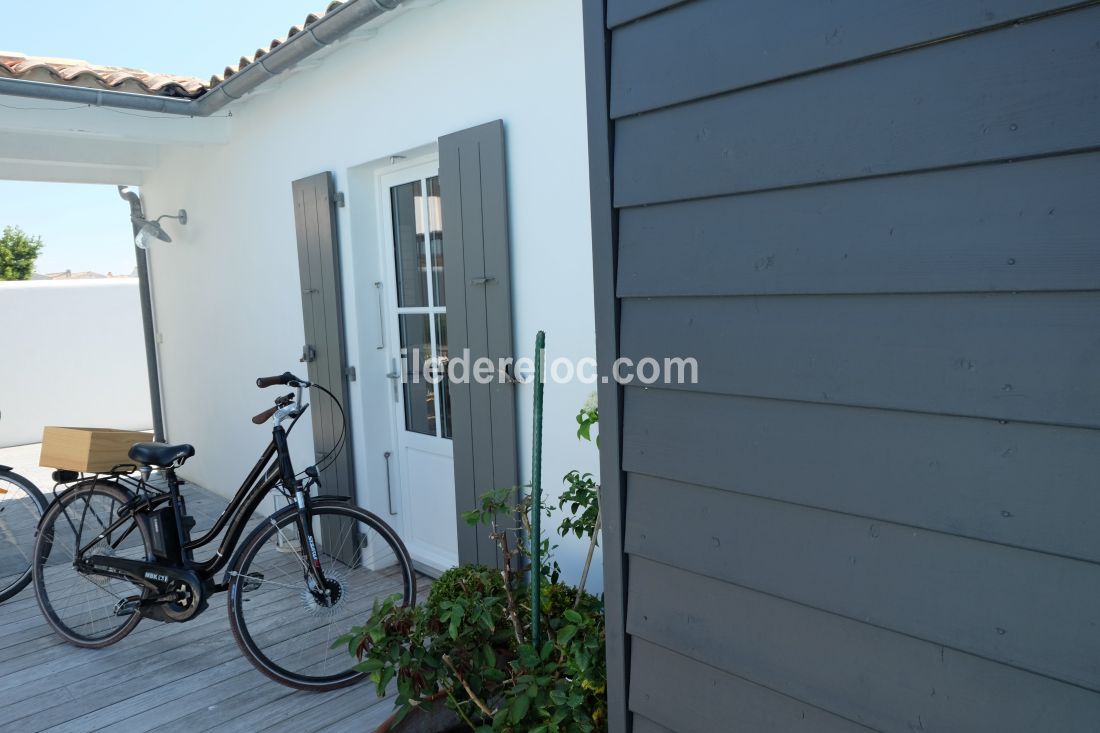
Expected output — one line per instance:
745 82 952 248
0 460 430 733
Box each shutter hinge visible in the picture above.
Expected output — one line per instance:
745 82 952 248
345 366 357 382
334 192 346 207
469 275 495 286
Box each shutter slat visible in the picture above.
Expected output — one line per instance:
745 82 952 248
439 120 518 567
291 171 357 563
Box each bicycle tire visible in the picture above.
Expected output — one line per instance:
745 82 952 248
227 500 416 691
0 470 48 603
33 479 153 647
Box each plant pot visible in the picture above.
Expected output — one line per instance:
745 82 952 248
373 693 466 733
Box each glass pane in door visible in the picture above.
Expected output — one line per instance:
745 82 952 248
435 314 452 439
427 176 445 307
390 180 428 307
399 314 434 436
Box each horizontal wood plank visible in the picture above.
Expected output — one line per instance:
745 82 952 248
631 639 873 732
0 477 422 733
619 291 1100 428
631 715 675 733
606 0 688 28
627 474 1100 690
628 557 1100 732
622 387 1100 563
618 152 1100 297
611 0 1082 117
613 5 1100 206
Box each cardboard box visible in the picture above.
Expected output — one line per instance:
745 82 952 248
39 426 153 473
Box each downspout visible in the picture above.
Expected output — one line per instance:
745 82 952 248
0 0 402 117
118 186 166 443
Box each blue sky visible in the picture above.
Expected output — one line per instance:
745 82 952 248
0 0 324 275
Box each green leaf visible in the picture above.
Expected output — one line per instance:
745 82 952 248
557 624 578 644
511 693 531 723
353 658 385 673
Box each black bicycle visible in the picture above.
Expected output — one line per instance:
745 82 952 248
0 464 48 603
31 372 415 691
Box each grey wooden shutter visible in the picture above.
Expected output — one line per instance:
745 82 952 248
439 120 518 566
291 172 357 560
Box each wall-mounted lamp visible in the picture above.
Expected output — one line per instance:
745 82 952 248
132 210 187 249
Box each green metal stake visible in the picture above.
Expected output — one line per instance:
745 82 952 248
530 331 546 646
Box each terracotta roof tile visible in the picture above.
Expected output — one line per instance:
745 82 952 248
0 1 346 99
0 53 207 98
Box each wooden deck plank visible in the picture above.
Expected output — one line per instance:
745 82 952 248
0 483 426 733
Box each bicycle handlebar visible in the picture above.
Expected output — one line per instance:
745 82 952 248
251 405 279 424
256 372 300 388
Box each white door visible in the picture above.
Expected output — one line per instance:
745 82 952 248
380 163 458 572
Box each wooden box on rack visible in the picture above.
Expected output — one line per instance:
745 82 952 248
39 427 153 473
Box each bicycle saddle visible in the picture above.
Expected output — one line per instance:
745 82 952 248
128 442 195 468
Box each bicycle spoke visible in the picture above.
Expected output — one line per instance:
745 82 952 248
228 571 307 591
229 503 415 690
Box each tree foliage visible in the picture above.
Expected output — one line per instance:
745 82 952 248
0 226 44 281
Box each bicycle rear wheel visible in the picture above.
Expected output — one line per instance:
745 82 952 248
33 480 153 647
227 500 415 691
0 470 48 603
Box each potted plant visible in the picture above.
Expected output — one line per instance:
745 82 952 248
337 404 606 733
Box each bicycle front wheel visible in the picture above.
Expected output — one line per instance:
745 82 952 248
227 500 416 691
0 470 48 603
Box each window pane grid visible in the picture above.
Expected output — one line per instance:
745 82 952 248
392 175 450 440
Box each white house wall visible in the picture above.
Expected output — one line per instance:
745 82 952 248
0 280 152 447
140 0 600 587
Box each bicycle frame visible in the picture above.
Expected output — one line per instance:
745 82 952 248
74 414 325 588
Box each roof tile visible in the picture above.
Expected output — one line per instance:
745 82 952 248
0 1 347 100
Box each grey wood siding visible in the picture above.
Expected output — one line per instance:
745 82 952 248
584 1 1100 730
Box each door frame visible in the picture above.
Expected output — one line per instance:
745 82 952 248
373 154 458 574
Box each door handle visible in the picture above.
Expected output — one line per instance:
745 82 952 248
386 359 400 403
300 345 317 363
383 451 397 516
374 282 385 350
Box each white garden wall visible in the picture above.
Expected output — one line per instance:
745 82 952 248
0 279 152 448
139 0 600 587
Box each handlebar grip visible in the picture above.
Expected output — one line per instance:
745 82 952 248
251 405 279 425
256 372 296 388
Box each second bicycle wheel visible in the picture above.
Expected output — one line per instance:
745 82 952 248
0 470 48 603
33 479 153 647
227 499 415 691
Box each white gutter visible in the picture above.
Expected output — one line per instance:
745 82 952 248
0 0 402 117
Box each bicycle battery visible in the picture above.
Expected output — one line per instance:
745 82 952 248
148 506 196 564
